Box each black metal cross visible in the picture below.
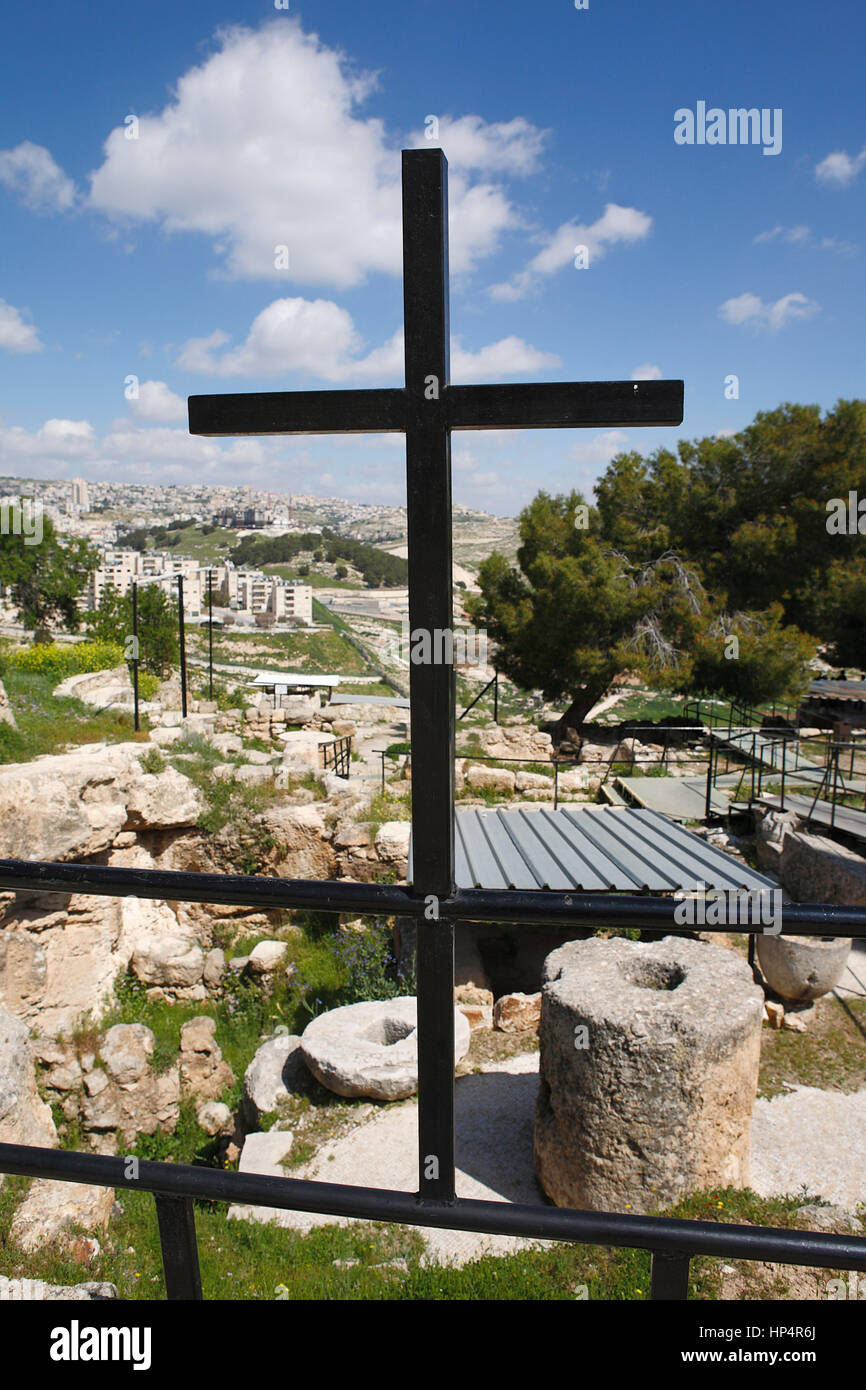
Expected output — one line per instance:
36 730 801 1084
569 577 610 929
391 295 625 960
189 148 683 1203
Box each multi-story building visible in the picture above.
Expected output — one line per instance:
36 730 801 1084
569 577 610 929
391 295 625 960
70 477 90 512
85 549 312 625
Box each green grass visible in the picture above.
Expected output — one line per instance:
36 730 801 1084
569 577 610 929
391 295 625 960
0 1179 844 1300
265 564 363 590
313 598 351 633
0 669 150 764
150 525 239 564
342 681 402 698
758 993 866 1099
359 787 410 836
197 628 371 676
596 690 687 725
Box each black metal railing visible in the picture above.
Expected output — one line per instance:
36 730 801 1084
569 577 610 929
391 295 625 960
2 746 860 1301
1 860 866 1301
321 735 352 779
683 696 799 734
458 671 498 721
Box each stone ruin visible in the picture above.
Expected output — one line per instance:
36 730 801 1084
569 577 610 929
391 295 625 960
534 935 765 1213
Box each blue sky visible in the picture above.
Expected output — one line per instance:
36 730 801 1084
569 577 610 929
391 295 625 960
0 0 863 516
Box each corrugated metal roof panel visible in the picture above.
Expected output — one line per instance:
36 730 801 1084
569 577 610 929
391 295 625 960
408 806 775 893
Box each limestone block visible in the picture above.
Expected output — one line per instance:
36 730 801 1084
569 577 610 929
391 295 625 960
300 997 470 1102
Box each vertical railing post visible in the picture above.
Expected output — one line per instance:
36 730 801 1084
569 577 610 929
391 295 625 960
154 1194 202 1300
403 149 456 1204
650 1250 690 1300
493 671 498 724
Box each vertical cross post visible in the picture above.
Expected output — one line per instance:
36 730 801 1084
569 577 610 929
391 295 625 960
132 580 140 733
178 575 188 718
208 568 214 701
402 149 456 1203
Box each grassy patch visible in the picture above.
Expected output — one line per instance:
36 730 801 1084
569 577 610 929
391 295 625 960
0 669 150 763
360 787 411 836
265 564 363 590
758 992 866 1099
199 628 370 676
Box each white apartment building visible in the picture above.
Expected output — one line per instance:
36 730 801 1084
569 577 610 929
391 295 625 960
86 549 312 625
226 568 312 624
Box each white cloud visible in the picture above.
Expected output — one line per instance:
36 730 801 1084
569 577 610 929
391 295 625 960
0 299 42 354
489 203 652 300
631 363 661 381
177 297 558 383
83 20 537 287
718 291 819 332
568 430 630 465
753 224 856 253
0 417 94 464
0 411 293 482
754 224 784 244
816 145 866 186
405 114 547 175
0 141 78 212
452 335 559 381
128 380 187 422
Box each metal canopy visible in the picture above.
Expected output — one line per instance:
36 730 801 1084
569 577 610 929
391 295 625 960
409 806 775 893
250 672 342 688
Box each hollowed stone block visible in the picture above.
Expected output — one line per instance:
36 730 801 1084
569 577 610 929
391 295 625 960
534 936 764 1212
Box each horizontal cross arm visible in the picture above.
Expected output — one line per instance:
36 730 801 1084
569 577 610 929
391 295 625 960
188 388 406 437
445 380 684 430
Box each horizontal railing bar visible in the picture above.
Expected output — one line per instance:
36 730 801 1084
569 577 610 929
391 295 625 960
1 1144 864 1273
0 859 864 935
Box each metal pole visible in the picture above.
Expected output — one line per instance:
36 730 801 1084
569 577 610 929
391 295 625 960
704 735 713 820
177 575 188 718
208 569 214 701
154 1194 202 1300
650 1250 690 1300
402 150 456 1203
493 671 498 724
131 581 140 733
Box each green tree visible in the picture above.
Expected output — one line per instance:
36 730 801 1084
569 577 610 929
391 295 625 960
0 508 99 640
87 582 179 676
467 492 707 727
469 491 817 728
683 604 816 707
595 399 866 646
